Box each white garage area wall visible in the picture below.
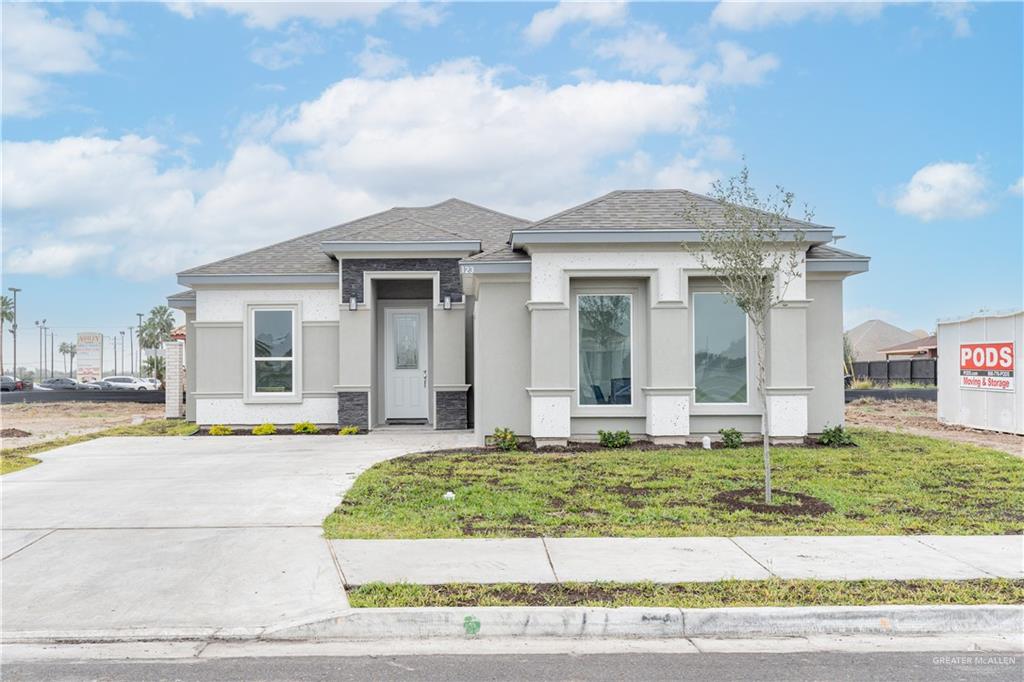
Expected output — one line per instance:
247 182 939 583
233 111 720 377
937 310 1023 435
193 286 340 425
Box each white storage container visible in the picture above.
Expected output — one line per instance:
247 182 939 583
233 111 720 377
936 310 1023 435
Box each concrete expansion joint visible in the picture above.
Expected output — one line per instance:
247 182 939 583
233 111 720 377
540 538 560 583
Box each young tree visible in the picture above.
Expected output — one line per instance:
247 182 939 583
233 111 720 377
0 295 13 375
683 166 810 503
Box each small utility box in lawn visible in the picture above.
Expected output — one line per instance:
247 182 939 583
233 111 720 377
937 310 1022 434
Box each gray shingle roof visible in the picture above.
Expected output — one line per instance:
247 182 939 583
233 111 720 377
522 189 833 232
463 244 530 262
806 244 868 260
180 199 529 276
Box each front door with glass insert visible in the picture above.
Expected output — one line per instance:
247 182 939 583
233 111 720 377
384 307 429 420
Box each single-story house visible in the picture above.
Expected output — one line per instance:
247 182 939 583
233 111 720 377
879 334 938 359
168 190 869 445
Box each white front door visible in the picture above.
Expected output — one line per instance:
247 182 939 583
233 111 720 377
384 307 429 420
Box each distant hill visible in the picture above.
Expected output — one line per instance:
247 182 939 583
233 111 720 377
845 319 918 362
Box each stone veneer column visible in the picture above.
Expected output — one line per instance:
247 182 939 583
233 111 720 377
527 303 573 445
766 301 811 438
163 340 184 419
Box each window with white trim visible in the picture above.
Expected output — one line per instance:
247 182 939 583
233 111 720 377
252 309 294 394
578 294 632 405
693 292 747 404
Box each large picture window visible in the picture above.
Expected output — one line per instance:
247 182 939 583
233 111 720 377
253 309 294 394
578 294 632 405
694 293 747 404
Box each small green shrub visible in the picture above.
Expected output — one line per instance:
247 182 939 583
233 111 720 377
719 427 743 449
208 424 233 436
339 425 360 436
492 427 519 451
292 421 320 434
598 429 632 448
252 423 277 435
850 378 874 390
819 424 855 447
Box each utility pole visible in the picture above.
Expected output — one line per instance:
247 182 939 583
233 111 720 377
8 287 20 379
36 320 45 379
49 331 55 378
112 335 118 375
137 312 144 377
128 326 135 376
120 330 125 376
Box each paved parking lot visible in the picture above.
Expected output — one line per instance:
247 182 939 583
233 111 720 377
1 431 474 634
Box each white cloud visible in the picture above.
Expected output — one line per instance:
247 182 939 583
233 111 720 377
933 2 974 38
1 4 124 117
705 41 780 85
4 61 716 279
596 24 696 83
890 161 991 221
710 1 886 31
1009 177 1024 197
165 1 444 30
356 36 407 77
249 25 323 70
524 1 628 46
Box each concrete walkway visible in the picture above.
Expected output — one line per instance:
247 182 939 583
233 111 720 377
1 430 475 633
332 535 1024 585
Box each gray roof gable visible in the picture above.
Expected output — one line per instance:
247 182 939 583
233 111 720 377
522 189 833 232
180 199 529 276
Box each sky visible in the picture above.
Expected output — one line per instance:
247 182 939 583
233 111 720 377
2 1 1022 373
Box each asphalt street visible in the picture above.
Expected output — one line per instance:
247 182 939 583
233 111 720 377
4 652 1022 682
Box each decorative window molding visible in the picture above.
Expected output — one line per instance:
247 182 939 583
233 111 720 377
576 293 634 408
692 292 749 406
245 303 302 404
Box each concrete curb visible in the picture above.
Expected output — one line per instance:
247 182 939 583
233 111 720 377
8 605 1017 643
263 605 1024 641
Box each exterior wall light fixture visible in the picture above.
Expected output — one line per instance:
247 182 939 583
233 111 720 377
443 295 452 310
349 296 358 311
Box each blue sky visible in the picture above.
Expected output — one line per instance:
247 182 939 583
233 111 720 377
2 1 1022 372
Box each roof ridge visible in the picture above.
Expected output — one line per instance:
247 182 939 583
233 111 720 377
436 197 533 225
340 214 472 242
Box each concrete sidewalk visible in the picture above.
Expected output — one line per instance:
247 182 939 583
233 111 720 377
332 535 1024 585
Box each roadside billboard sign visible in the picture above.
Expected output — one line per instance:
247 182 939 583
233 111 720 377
959 342 1015 392
76 332 104 383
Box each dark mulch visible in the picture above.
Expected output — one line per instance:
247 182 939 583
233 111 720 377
0 428 32 438
712 487 834 517
417 437 853 458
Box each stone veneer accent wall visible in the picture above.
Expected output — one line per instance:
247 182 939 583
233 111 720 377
337 391 369 431
435 390 468 430
342 258 462 304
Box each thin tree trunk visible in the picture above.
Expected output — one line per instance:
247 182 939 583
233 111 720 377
756 318 772 504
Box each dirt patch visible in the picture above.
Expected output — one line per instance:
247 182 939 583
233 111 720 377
0 428 31 438
712 487 834 517
846 399 1023 458
0 401 164 447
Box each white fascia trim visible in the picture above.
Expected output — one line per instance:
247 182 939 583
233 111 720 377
167 296 196 311
511 228 834 248
458 260 531 274
178 273 337 286
321 240 480 256
805 258 870 273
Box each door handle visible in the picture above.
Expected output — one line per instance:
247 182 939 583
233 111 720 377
423 370 427 387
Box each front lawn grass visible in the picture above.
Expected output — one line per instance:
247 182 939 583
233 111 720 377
324 428 1024 538
0 419 198 474
347 579 1024 608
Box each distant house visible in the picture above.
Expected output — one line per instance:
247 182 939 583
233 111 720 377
846 319 922 362
879 334 937 359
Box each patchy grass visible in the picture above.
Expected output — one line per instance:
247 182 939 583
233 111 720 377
324 428 1024 538
0 454 41 475
1 419 198 474
347 579 1024 608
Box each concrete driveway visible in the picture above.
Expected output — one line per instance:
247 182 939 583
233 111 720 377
1 430 474 636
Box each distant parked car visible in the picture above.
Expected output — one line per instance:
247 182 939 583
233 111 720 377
19 378 32 390
40 377 92 390
103 376 152 391
87 379 116 390
142 378 161 389
1 376 16 391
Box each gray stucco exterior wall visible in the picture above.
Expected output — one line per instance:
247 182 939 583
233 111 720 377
302 322 340 393
473 279 531 441
193 323 244 394
806 277 845 432
343 258 463 304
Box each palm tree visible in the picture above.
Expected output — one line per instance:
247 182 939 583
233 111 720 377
68 343 77 375
142 355 166 386
141 305 175 355
0 295 13 375
59 342 73 375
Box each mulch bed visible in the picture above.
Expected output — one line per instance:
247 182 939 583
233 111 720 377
0 428 32 438
712 487 834 516
419 437 853 457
